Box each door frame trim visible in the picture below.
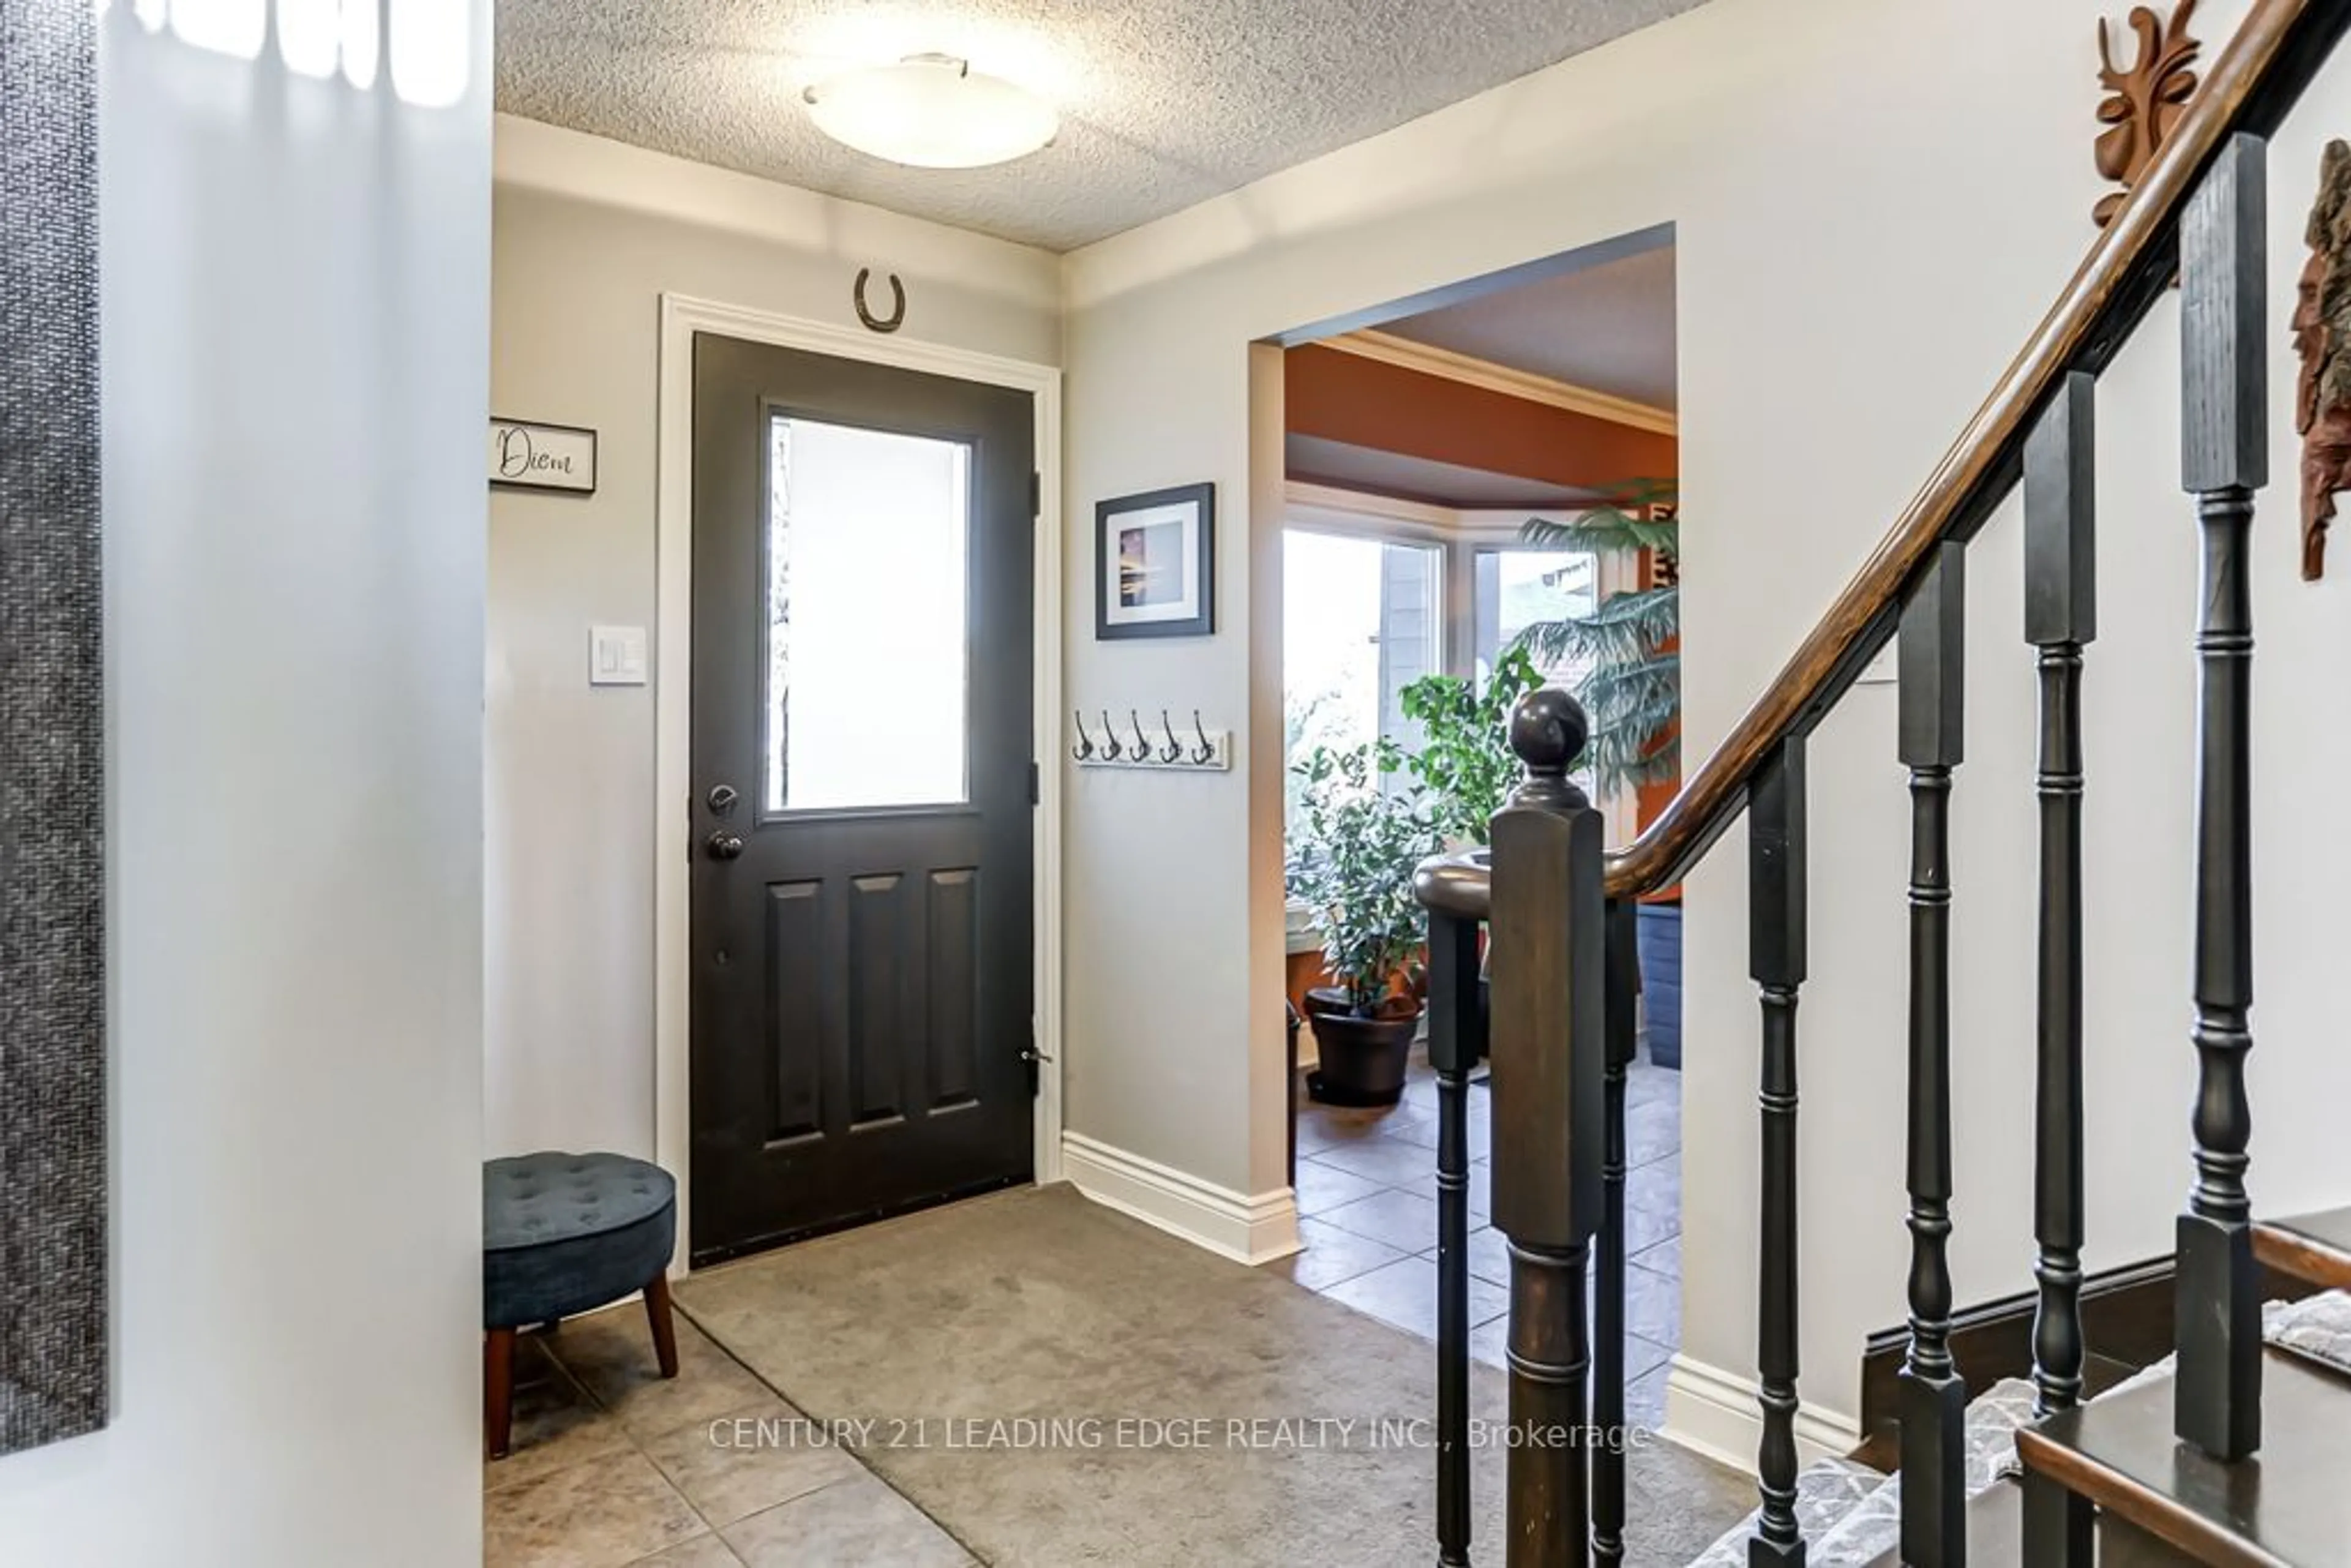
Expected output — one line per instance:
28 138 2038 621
654 293 1065 1269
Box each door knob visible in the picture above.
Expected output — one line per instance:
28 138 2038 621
705 831 745 861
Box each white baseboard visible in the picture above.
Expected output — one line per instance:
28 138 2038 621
1060 1132 1302 1266
1662 1353 1862 1477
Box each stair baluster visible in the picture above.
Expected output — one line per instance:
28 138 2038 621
1898 542 1968 1568
1425 900 1483 1568
2175 129 2267 1465
1489 689 1606 1568
2022 372 2098 1566
1592 898 1639 1568
1748 736 1807 1568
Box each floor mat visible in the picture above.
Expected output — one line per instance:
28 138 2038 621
675 1185 1752 1567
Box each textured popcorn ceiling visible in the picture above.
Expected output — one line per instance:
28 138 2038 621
496 0 1715 251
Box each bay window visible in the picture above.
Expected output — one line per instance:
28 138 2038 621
1282 489 1614 844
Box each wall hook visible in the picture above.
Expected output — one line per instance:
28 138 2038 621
1098 710 1123 761
1158 710 1184 763
1191 710 1216 765
1071 709 1095 762
853 268 907 334
1127 709 1153 762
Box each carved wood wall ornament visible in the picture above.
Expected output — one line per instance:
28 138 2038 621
2094 1 2202 229
2293 140 2351 581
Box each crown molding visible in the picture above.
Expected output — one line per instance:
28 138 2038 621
1283 480 1458 529
1318 329 1678 437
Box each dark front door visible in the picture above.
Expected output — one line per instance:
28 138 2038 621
689 334 1036 1265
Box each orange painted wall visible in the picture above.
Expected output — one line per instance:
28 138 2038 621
1285 345 1676 492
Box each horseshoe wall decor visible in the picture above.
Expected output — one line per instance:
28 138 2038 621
853 268 906 334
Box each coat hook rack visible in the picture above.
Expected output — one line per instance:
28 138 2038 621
1070 705 1232 773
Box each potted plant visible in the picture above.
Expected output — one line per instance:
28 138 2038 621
1386 645 1546 1063
1516 479 1685 1066
1287 740 1441 1105
1397 643 1547 847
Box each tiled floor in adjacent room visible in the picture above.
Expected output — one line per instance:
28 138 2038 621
1273 1046 1683 1430
484 1305 975 1568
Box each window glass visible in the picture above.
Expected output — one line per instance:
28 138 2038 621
765 416 971 812
1282 529 1444 834
1477 545 1601 798
1474 547 1598 688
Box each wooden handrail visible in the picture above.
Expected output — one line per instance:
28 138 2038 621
1603 0 2351 901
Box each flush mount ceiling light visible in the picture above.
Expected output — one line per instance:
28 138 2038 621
803 53 1059 169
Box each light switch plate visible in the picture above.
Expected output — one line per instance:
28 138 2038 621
589 624 648 686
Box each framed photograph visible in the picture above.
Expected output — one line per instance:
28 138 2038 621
489 417 598 495
1096 482 1215 640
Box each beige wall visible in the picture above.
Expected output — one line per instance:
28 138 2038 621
1060 0 2351 1450
482 0 2351 1461
0 15 490 1564
486 120 1060 1160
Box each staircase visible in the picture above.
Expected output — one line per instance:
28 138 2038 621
1408 1 2351 1563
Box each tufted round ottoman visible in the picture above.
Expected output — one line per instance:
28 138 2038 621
483 1152 679 1459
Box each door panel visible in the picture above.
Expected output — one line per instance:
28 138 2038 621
761 881 825 1143
927 868 980 1110
689 334 1035 1265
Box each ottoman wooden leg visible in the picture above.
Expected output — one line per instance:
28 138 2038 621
644 1272 680 1379
484 1327 516 1460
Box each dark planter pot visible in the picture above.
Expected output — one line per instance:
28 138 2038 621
1637 902 1684 1070
1304 989 1422 1106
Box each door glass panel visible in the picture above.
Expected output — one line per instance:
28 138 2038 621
765 415 971 812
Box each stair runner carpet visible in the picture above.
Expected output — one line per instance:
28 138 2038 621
1683 1291 2351 1567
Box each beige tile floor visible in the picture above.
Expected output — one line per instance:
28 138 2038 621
488 1052 1680 1564
1273 1046 1684 1429
485 1305 975 1567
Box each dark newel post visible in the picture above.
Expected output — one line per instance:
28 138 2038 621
2176 130 2266 1464
2023 373 2097 1566
1425 903 1483 1568
1897 541 1967 1568
1592 898 1638 1568
1749 737 1807 1568
1490 689 1605 1568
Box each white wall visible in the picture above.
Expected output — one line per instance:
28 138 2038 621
1061 0 2351 1437
485 119 1061 1159
0 10 490 1564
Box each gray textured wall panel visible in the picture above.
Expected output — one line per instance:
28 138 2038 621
0 0 105 1454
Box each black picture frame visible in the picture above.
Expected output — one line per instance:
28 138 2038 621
1095 482 1215 640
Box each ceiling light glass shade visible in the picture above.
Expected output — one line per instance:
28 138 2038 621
803 54 1058 169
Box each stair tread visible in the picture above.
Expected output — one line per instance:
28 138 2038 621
2253 1207 2351 1290
2014 1346 2351 1568
1853 1475 2021 1568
